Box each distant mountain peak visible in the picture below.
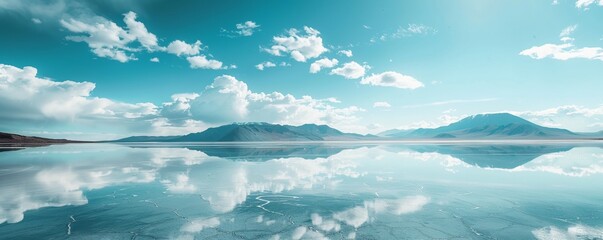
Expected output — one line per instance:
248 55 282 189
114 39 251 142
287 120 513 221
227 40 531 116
456 112 532 126
299 123 326 127
473 112 515 117
231 122 272 126
386 112 578 139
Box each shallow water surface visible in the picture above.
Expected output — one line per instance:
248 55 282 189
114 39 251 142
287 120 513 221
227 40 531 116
0 142 602 239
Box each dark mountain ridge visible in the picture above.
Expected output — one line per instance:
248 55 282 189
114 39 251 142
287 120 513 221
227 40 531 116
0 132 80 145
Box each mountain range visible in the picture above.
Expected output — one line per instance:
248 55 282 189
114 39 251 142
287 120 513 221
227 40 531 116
117 113 601 142
3 113 603 143
116 122 373 142
378 113 591 139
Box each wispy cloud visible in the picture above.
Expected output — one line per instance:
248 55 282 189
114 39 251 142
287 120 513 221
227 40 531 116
338 50 353 57
560 25 577 38
502 104 603 132
520 24 603 61
255 61 289 70
373 24 437 42
401 98 498 108
575 0 603 8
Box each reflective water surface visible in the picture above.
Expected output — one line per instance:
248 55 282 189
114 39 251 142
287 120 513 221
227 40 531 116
1 142 602 239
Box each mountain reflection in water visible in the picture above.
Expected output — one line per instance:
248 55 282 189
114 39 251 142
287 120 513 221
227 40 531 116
0 142 602 239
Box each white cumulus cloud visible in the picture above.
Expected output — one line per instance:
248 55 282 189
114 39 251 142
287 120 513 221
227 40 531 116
520 43 603 61
0 63 366 139
236 21 260 36
373 101 391 108
361 71 424 89
162 75 365 128
264 26 328 62
0 64 158 134
60 11 164 62
330 61 368 79
122 11 161 51
60 11 231 68
186 55 224 70
310 58 338 73
60 16 135 62
167 40 202 56
520 25 603 61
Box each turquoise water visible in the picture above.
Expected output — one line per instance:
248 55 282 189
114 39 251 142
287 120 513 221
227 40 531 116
1 142 602 239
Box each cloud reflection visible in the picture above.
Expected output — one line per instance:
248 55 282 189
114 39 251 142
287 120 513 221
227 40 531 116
332 195 430 228
532 224 603 240
512 147 603 177
1 143 602 227
0 144 217 224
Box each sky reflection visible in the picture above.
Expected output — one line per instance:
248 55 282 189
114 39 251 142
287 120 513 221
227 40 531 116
1 143 603 239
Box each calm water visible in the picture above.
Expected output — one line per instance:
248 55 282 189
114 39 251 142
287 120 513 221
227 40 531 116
1 142 602 239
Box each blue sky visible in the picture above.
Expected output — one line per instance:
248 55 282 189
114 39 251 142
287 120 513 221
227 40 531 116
1 0 603 140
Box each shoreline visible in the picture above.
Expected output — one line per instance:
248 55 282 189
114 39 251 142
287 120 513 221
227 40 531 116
2 138 603 148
